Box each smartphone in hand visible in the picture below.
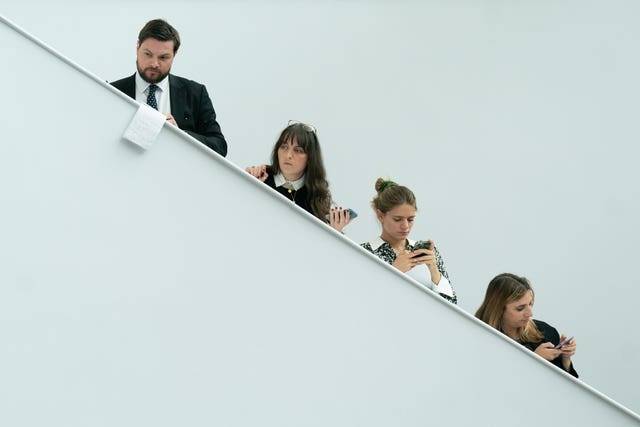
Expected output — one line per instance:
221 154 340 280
411 240 432 258
554 336 573 349
325 208 358 221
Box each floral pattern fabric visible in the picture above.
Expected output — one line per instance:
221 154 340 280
361 239 458 304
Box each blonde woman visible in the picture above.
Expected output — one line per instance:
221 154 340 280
476 273 578 377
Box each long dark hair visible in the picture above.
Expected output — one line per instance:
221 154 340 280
270 123 331 220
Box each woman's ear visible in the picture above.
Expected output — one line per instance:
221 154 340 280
375 209 384 222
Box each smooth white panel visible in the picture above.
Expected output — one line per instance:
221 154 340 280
2 1 640 421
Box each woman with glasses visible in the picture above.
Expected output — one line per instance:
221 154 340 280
475 273 578 377
361 178 457 303
245 121 351 232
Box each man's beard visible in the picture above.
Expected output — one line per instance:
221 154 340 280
136 60 170 84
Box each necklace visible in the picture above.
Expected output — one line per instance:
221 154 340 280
288 188 297 203
283 182 297 204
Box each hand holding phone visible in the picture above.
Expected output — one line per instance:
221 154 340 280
554 336 573 349
412 240 432 258
325 208 358 221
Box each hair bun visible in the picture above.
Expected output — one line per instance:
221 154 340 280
375 178 397 193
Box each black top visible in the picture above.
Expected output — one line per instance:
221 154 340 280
263 166 313 217
522 319 578 378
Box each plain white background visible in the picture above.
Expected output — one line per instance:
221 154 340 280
3 0 639 413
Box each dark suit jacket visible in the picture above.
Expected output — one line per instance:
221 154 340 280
111 74 227 156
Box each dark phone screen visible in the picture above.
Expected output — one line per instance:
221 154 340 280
411 241 431 258
413 241 431 250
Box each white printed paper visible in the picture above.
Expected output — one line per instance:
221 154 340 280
122 104 166 149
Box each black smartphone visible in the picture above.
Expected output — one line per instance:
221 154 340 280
554 336 573 349
325 208 358 221
412 240 432 258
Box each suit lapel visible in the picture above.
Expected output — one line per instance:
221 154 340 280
123 74 136 98
169 74 185 124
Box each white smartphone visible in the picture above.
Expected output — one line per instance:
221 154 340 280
554 336 573 349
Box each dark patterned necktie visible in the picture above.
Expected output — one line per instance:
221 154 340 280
146 84 158 110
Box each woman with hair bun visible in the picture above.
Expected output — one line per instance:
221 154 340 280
360 178 457 304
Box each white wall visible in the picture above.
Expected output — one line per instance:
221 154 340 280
2 13 640 425
3 0 640 413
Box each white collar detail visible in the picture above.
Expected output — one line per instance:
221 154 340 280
135 72 170 97
367 236 416 251
274 173 305 191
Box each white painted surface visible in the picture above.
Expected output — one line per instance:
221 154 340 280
2 0 639 420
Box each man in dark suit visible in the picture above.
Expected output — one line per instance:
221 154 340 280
111 19 227 157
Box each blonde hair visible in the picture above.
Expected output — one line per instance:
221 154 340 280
475 273 544 343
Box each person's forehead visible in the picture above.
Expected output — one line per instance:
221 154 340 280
510 290 533 305
282 136 300 146
388 204 416 217
138 38 175 54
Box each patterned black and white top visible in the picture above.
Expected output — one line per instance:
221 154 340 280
361 237 458 304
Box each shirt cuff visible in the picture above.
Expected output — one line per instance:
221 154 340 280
432 275 454 298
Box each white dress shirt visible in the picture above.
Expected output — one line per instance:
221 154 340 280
135 73 171 115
